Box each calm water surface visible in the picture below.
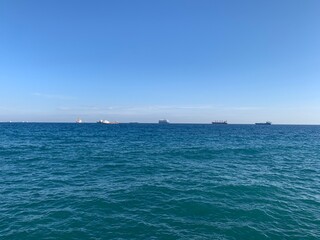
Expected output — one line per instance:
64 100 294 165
1 123 320 239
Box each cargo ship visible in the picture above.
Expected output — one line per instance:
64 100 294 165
159 119 170 124
212 120 228 124
255 121 272 125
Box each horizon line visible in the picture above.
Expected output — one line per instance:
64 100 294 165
1 121 320 126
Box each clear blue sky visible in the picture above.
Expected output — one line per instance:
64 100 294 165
1 0 319 123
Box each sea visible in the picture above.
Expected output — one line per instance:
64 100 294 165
1 123 320 240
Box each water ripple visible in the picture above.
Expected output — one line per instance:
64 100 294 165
1 123 320 239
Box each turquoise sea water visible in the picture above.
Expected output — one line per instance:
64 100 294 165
1 123 320 239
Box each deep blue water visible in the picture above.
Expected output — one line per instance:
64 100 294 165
1 123 320 239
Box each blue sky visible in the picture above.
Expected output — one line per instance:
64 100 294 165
0 0 319 123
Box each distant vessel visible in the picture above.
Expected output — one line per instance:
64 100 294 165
255 121 272 125
76 118 82 123
212 120 228 124
159 119 170 124
97 120 119 124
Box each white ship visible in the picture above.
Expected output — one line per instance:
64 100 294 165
97 120 119 124
76 118 83 123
